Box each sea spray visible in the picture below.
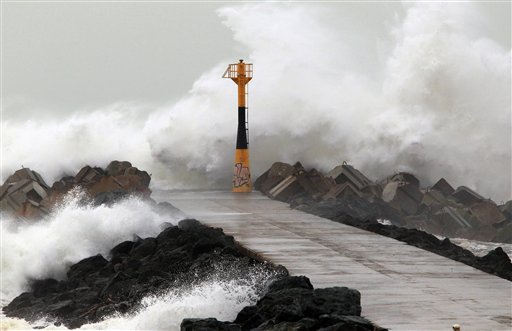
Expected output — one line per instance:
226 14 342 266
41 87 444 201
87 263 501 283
2 2 510 200
80 267 279 331
1 189 176 303
1 272 277 330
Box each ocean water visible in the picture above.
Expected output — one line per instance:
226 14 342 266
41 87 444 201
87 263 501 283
448 237 512 259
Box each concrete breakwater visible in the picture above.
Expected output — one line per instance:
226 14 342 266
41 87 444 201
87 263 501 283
1 162 387 331
254 162 512 280
160 190 512 330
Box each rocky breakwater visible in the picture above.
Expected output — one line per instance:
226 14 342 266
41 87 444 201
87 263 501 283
3 219 283 328
3 162 387 330
0 160 152 220
182 276 386 331
255 162 512 280
4 219 386 331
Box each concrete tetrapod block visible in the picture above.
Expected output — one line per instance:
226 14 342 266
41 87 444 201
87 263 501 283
323 182 364 200
431 178 455 196
468 200 505 226
268 175 303 202
254 162 298 194
382 181 423 215
0 168 51 218
451 186 485 206
326 164 372 191
432 206 473 236
105 160 133 176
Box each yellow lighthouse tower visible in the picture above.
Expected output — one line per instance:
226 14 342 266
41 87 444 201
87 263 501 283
223 60 253 192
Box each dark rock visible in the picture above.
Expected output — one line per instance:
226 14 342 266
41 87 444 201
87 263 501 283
31 279 59 298
181 318 241 331
67 255 108 280
130 238 157 259
233 276 384 331
178 218 202 231
479 247 512 278
267 275 313 292
318 314 386 331
237 285 360 324
46 300 76 315
4 220 284 329
110 241 135 257
156 225 184 244
155 201 183 217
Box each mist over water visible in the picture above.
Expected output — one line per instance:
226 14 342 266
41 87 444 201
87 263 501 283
2 3 510 200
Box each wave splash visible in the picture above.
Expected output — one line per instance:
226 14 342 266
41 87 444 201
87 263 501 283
2 3 510 198
1 190 175 305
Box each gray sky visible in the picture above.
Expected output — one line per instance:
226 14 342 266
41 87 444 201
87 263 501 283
2 1 510 120
2 2 241 118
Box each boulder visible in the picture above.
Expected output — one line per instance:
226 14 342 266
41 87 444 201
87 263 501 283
232 276 385 331
180 275 385 331
478 247 512 278
267 276 313 292
181 318 241 331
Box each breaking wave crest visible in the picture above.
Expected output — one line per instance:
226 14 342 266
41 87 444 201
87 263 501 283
2 3 510 199
1 189 176 304
1 234 279 331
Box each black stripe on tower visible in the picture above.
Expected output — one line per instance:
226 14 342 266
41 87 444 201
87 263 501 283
236 106 248 149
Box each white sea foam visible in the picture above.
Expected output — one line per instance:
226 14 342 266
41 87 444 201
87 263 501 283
2 3 510 200
448 237 512 259
79 271 274 331
0 279 263 331
0 190 176 304
1 248 278 331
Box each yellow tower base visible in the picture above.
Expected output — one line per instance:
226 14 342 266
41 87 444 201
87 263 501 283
233 149 252 192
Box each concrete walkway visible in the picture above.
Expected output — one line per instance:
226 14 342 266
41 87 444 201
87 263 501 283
154 190 512 331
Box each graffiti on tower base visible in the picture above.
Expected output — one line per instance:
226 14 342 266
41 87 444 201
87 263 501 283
233 163 250 187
